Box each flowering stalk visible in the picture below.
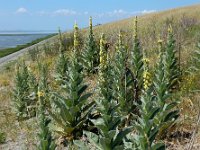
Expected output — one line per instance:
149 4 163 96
143 56 151 91
99 33 107 75
73 22 79 52
130 16 144 100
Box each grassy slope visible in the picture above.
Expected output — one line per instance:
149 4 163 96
0 4 200 149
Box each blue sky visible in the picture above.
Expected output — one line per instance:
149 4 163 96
0 0 199 31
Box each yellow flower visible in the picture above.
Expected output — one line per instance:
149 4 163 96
143 71 151 90
37 91 45 97
143 58 150 64
168 24 173 33
99 33 107 71
158 39 163 44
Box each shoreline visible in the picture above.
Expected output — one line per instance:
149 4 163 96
0 33 57 58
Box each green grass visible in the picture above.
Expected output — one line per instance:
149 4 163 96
0 34 57 58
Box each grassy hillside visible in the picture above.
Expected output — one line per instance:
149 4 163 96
0 4 200 149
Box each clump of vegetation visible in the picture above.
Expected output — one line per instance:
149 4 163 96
13 61 37 119
55 29 68 78
82 17 98 73
163 26 180 91
37 85 56 150
50 51 94 144
129 16 144 103
0 130 6 144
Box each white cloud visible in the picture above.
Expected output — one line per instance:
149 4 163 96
53 9 77 16
16 7 28 14
141 10 156 14
84 11 89 15
108 9 127 17
95 9 156 18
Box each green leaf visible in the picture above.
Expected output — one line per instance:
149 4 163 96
164 110 179 122
79 93 93 104
152 142 165 150
74 140 90 150
78 85 88 96
99 137 110 149
112 126 133 147
84 131 102 150
149 127 159 145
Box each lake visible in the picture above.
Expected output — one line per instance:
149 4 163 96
0 31 55 50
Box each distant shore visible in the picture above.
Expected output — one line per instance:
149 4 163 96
0 33 57 58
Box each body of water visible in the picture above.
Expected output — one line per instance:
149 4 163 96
0 31 55 50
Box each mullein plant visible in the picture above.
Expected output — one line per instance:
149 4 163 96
38 63 50 107
163 25 180 91
130 16 144 102
112 31 127 108
124 41 179 150
75 33 133 150
49 50 94 145
13 62 37 119
153 40 179 139
111 31 133 125
126 44 166 150
37 85 56 150
125 88 166 150
82 17 98 73
55 28 68 77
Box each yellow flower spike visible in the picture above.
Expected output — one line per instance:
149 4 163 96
116 30 123 52
99 33 107 71
143 58 150 64
133 16 138 38
37 90 45 98
158 39 163 44
143 55 152 91
118 30 122 47
158 38 163 58
168 24 173 34
89 16 92 29
73 21 79 51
